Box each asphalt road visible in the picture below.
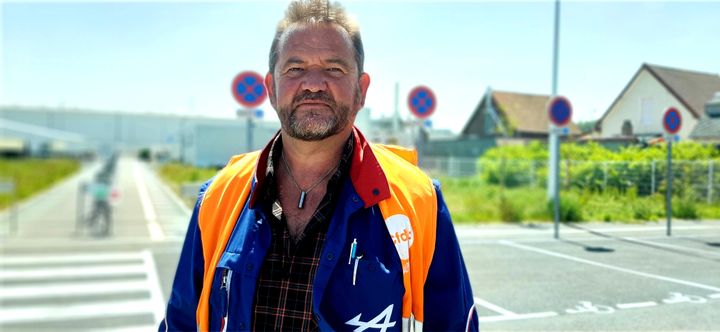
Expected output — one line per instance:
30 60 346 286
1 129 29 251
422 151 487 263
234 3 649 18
459 221 720 330
1 157 719 330
0 157 188 331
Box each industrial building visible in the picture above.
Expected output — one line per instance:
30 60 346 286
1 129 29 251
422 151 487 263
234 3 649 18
0 106 279 166
0 105 421 167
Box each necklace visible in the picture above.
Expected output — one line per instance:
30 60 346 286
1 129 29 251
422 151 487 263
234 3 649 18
280 154 338 209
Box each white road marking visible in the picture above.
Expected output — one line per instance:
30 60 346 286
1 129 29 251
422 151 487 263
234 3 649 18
0 264 146 281
500 240 720 292
142 249 167 325
133 162 165 241
474 297 558 322
565 301 614 314
0 299 156 324
474 297 516 316
624 237 720 257
616 301 658 309
0 251 143 265
478 312 558 323
0 280 148 300
88 325 158 332
710 293 720 299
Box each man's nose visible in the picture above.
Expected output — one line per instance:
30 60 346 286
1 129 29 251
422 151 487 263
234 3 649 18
300 69 327 92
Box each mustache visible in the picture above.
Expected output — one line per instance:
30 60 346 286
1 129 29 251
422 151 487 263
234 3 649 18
292 91 337 108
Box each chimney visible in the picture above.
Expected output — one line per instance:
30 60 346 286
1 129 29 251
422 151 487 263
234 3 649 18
706 92 720 118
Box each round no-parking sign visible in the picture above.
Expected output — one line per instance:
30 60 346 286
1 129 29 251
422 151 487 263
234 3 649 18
407 86 436 119
231 71 267 108
663 107 682 135
547 96 572 127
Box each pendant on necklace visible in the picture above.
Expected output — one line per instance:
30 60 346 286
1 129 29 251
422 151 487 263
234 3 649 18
298 191 307 209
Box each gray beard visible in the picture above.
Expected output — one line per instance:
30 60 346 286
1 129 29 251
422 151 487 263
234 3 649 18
281 104 352 141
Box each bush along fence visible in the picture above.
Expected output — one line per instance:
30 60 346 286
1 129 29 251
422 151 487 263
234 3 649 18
474 158 719 204
422 141 720 223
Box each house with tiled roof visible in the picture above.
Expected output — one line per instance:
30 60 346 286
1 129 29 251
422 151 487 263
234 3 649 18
461 88 581 141
690 92 720 144
596 63 720 140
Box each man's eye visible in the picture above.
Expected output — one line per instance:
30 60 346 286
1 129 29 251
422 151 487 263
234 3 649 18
288 67 303 72
327 67 343 72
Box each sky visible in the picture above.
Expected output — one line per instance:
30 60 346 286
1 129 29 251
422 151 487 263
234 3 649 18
1 0 720 133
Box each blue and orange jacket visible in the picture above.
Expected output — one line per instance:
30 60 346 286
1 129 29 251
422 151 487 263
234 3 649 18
161 128 478 332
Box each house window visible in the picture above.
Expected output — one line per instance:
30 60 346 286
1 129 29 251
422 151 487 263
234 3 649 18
622 120 633 136
640 98 655 126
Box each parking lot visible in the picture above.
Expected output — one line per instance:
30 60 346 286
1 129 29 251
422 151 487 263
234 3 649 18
458 221 720 330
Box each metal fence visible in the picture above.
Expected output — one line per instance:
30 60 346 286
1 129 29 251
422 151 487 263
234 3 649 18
422 157 720 203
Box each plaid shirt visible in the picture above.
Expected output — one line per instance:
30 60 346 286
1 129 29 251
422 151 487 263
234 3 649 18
252 135 353 332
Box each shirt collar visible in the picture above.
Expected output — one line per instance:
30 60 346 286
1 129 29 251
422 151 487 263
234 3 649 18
249 126 390 209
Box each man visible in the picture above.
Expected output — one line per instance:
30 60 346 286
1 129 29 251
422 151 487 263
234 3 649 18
161 1 478 331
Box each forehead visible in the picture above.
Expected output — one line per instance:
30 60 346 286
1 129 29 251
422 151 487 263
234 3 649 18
277 23 355 62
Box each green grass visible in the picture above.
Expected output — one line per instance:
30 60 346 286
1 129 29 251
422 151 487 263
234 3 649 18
156 165 720 223
0 158 80 210
158 163 218 185
158 163 219 206
438 177 550 223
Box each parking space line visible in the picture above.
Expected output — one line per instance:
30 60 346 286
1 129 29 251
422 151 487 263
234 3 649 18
709 294 720 299
499 240 720 292
474 297 516 316
474 297 558 323
616 301 657 309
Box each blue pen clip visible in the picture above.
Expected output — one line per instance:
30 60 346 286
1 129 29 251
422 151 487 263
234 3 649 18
348 238 357 265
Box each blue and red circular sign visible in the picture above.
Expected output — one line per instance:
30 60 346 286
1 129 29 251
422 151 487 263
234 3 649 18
547 96 572 127
663 107 682 135
231 71 267 108
408 86 436 119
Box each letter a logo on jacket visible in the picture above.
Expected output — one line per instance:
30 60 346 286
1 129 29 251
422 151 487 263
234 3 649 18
345 304 396 332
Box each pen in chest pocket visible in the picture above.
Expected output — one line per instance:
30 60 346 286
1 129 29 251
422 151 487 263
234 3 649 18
348 238 357 264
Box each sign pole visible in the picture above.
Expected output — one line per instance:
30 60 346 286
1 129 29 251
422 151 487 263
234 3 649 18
247 112 253 152
666 138 672 236
547 96 571 240
661 107 681 237
231 71 267 153
550 0 561 239
552 129 560 239
407 85 437 165
417 120 425 167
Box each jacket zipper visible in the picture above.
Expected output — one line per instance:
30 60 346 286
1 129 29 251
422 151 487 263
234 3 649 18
220 269 233 332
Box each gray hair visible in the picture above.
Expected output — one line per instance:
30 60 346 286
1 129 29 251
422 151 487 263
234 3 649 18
268 0 364 76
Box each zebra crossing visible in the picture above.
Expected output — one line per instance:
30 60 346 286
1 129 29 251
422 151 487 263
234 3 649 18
0 250 165 331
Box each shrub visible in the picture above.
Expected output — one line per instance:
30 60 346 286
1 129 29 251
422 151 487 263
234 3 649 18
673 196 699 219
499 194 523 222
632 200 656 221
548 192 584 222
138 148 151 162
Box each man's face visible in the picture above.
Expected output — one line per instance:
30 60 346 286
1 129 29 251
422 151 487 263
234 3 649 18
265 23 370 141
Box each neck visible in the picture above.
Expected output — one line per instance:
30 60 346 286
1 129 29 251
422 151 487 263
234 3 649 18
280 126 352 178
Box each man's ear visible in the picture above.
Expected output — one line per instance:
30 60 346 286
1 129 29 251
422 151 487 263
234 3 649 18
264 72 277 108
358 72 371 107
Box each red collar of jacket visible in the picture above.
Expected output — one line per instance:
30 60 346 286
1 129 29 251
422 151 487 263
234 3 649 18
248 126 391 209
